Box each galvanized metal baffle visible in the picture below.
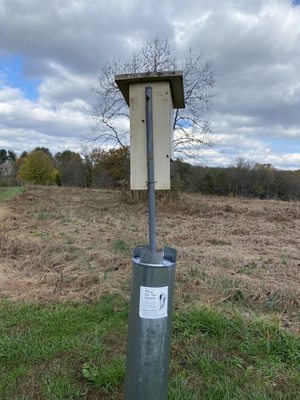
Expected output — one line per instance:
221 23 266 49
124 86 177 400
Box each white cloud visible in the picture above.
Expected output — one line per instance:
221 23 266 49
38 63 93 104
0 84 91 153
0 95 88 136
0 86 23 101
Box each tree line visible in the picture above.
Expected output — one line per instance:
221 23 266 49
0 147 129 189
0 147 299 200
172 158 300 200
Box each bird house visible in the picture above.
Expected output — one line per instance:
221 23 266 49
115 71 185 190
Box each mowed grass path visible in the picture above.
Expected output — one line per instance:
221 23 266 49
0 295 299 400
0 187 24 202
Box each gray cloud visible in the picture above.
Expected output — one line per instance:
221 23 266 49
0 0 299 168
0 0 174 76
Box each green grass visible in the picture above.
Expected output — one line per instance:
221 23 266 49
0 296 299 399
171 309 300 399
0 186 24 202
0 296 127 399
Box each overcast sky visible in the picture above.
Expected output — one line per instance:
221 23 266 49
0 0 300 169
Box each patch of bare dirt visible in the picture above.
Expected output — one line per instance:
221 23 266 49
0 187 299 333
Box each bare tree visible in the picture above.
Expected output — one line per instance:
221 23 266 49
90 38 216 158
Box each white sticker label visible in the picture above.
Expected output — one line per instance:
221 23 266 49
139 286 168 319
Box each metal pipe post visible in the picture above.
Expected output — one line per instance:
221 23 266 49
145 86 156 254
124 246 176 400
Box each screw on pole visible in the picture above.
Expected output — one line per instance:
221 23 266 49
145 86 157 254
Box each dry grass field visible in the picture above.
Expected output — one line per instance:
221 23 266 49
1 186 299 333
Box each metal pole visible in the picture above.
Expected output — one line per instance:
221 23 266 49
145 86 156 254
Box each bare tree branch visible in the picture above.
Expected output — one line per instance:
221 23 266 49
90 38 216 158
